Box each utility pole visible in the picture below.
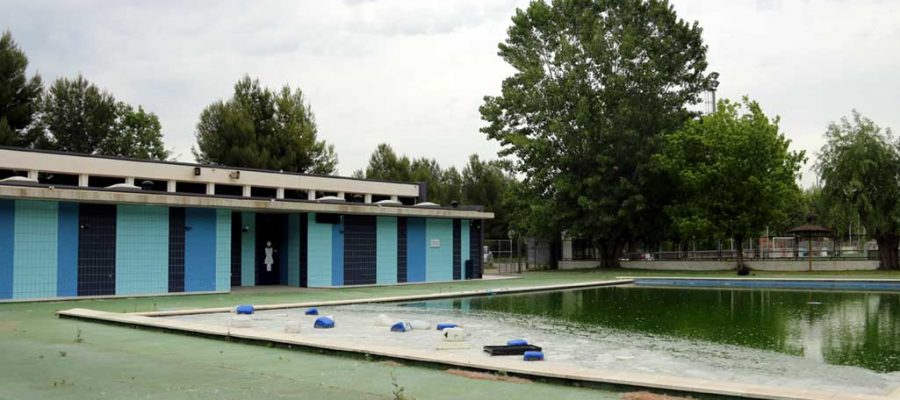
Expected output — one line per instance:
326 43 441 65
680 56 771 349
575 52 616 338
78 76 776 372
708 71 720 113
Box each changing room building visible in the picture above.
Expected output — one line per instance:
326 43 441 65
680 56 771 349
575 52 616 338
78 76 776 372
0 147 491 301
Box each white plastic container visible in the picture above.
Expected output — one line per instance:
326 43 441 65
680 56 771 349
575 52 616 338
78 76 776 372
442 327 468 342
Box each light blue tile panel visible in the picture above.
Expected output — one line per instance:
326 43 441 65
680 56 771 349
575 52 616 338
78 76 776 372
406 218 426 282
215 209 231 292
57 202 79 297
376 216 398 285
425 218 453 282
13 200 58 299
287 214 300 287
460 219 470 276
331 221 343 286
185 208 216 292
240 212 255 286
306 213 332 287
115 205 168 295
0 200 14 299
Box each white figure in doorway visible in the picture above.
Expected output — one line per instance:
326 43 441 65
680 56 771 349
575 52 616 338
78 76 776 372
264 241 275 272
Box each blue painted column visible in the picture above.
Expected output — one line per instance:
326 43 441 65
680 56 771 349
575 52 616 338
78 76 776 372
185 208 216 292
0 200 13 299
57 202 79 297
406 218 426 282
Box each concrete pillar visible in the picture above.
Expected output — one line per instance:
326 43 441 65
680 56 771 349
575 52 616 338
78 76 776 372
167 180 177 193
364 194 372 204
307 190 316 200
78 174 89 187
337 192 345 199
276 188 285 199
390 195 398 201
27 170 38 180
206 183 215 195
125 177 135 186
242 185 252 197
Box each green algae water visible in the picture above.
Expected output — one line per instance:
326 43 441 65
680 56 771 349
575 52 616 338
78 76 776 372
407 286 900 372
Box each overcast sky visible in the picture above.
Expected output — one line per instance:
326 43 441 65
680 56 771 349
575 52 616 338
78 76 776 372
4 0 899 186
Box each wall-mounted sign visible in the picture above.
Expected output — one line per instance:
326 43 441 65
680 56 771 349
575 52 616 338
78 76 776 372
430 239 441 248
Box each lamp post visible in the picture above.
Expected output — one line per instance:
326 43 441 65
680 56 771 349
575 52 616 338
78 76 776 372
708 72 720 113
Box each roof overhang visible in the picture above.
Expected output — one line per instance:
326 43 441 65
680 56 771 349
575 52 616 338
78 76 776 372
0 184 494 220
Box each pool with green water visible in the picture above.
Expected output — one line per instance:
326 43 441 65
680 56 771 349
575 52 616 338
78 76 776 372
403 285 900 372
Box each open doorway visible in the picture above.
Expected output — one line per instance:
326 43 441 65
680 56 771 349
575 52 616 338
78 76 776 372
255 213 287 285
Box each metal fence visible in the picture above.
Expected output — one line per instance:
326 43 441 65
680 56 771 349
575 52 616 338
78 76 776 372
571 235 879 262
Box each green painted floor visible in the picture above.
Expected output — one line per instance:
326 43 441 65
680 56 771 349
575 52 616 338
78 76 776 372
1 269 898 400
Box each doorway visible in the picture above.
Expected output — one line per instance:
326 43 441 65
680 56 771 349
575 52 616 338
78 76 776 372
255 213 287 285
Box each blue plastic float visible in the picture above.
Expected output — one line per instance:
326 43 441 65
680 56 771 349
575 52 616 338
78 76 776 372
314 316 334 329
523 351 544 361
436 323 458 331
305 307 319 315
235 305 254 315
507 339 528 346
390 322 411 332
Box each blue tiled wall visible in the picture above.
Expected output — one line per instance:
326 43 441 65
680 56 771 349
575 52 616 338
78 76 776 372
288 214 300 287
115 205 169 295
0 200 14 299
13 200 58 299
331 221 344 286
240 212 255 286
376 216 398 285
425 218 453 282
56 202 79 297
215 209 231 292
184 208 216 292
406 218 426 282
306 213 333 287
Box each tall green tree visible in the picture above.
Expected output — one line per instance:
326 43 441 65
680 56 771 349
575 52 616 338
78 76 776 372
0 30 43 147
816 111 900 270
656 99 805 269
360 143 412 181
480 0 709 267
104 104 169 160
194 76 337 174
39 75 168 159
462 155 516 238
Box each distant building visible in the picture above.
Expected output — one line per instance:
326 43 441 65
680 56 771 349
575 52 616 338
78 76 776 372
0 147 491 301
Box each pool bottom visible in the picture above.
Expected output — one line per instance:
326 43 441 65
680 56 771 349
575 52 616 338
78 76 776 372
57 303 897 400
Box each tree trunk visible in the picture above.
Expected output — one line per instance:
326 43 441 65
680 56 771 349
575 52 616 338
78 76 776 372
876 235 900 270
599 240 624 269
735 235 744 270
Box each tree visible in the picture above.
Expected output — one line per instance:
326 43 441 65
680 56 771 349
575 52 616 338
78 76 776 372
656 98 805 269
816 111 900 270
480 0 709 267
0 30 43 147
194 76 337 174
103 104 169 160
39 75 168 159
462 155 516 238
360 143 412 181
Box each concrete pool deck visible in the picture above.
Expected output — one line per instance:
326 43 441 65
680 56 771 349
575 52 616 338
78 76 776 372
58 277 900 400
